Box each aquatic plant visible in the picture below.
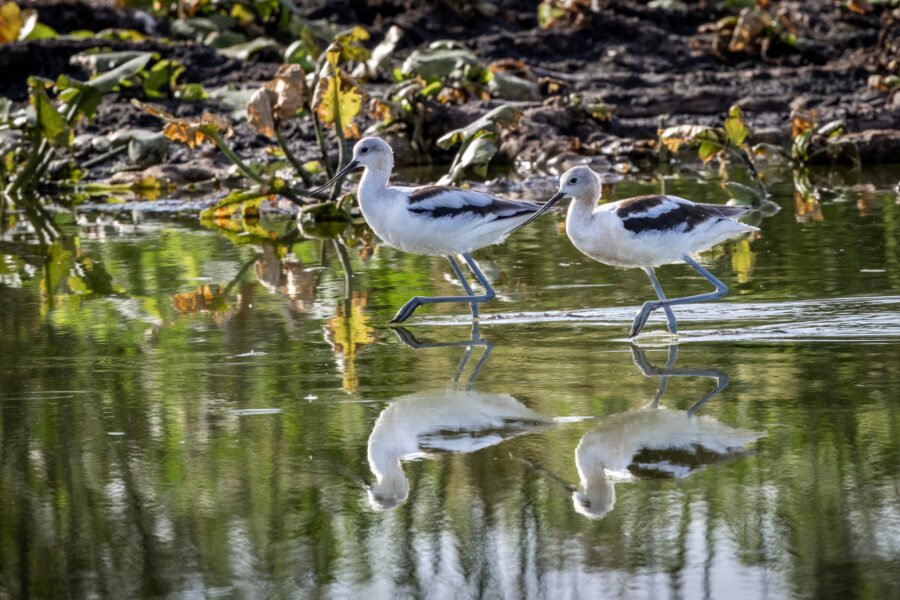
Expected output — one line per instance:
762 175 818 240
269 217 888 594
658 105 768 201
789 110 860 167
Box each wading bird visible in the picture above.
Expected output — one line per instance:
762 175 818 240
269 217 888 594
308 137 550 323
538 166 758 337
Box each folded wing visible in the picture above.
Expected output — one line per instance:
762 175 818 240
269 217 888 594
616 195 750 235
406 186 539 221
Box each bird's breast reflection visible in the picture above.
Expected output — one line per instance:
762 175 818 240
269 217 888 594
572 345 765 519
367 389 549 511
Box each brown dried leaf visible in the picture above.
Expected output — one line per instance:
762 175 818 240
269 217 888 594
845 0 870 14
247 87 278 139
791 110 816 139
134 100 231 148
729 9 768 53
268 64 306 121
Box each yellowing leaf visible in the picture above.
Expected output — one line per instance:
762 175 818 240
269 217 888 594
134 100 231 149
658 124 718 153
327 291 374 393
731 238 755 284
845 0 870 14
313 73 363 139
172 285 229 313
0 2 34 43
791 110 816 140
724 104 750 146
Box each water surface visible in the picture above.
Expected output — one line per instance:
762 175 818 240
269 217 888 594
1 166 899 599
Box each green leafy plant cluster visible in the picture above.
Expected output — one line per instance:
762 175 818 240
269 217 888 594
658 105 768 203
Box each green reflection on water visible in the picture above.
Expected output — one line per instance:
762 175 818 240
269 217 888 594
1 167 899 599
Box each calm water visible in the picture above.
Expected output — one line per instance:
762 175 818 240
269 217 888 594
1 167 899 599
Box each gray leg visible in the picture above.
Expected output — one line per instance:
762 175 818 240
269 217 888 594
390 253 496 324
448 255 478 318
630 255 729 338
643 267 678 334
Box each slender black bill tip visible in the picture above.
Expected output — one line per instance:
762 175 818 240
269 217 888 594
544 190 566 209
307 160 361 196
507 190 568 235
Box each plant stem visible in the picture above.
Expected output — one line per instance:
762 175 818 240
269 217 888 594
275 126 312 186
208 129 305 205
207 129 267 186
82 144 128 169
309 53 334 178
330 123 347 201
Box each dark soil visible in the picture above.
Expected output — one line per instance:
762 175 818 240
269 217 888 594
1 0 898 192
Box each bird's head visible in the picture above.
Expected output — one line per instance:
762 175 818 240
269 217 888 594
351 136 393 170
541 166 602 212
557 166 601 201
308 137 392 196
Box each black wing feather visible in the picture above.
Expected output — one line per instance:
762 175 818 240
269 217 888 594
617 195 748 234
407 186 539 221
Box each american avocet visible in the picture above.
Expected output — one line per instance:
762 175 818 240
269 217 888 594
538 166 759 337
308 137 550 323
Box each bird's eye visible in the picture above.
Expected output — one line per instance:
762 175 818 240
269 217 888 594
360 147 369 154
569 177 577 184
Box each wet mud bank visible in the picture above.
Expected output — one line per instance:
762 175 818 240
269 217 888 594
1 0 898 201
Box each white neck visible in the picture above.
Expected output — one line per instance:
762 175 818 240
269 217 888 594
565 195 606 245
358 161 392 203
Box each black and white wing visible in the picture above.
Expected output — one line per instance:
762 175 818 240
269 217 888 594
615 195 750 235
404 186 539 222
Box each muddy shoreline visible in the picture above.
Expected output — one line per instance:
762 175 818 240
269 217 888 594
1 0 898 199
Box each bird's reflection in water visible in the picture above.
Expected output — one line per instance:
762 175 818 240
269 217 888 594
366 325 549 510
573 345 764 519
